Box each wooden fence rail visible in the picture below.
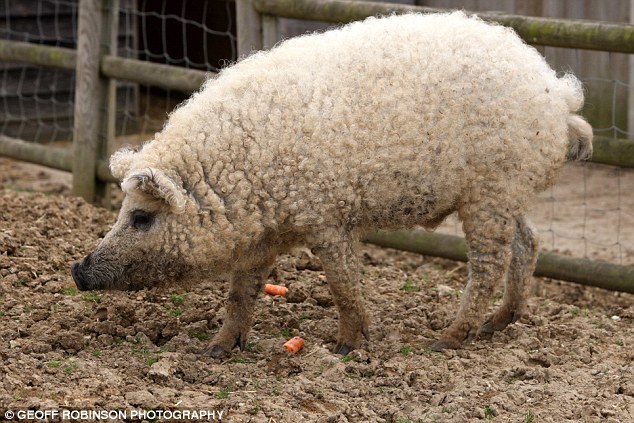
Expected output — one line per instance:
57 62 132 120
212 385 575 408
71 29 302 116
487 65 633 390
101 56 209 93
364 231 634 294
252 0 634 54
0 135 115 183
0 39 76 70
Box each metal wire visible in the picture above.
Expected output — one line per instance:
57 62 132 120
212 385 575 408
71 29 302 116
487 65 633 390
115 0 237 141
0 0 78 144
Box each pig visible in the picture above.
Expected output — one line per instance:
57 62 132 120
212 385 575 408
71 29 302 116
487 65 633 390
71 12 592 357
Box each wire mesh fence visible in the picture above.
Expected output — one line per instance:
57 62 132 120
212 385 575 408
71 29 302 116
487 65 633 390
0 0 237 146
539 49 633 265
114 0 237 146
0 0 78 143
437 163 634 267
539 163 633 265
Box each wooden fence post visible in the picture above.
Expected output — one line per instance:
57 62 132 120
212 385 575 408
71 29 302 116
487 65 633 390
630 0 634 135
72 0 118 203
262 14 280 50
236 0 263 58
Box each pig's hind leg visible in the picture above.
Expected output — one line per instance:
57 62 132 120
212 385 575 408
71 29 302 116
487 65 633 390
206 259 275 358
480 216 538 337
431 200 516 351
312 234 370 355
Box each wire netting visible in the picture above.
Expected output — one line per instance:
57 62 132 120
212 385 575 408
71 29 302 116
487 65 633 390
0 0 78 143
114 0 237 145
539 50 633 265
0 0 237 145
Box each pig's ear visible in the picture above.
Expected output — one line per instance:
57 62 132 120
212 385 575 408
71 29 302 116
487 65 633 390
121 168 187 213
109 146 139 181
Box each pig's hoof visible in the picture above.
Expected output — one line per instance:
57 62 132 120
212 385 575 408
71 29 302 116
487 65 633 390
432 322 477 351
478 328 494 341
206 331 247 358
205 344 231 358
333 343 354 356
479 320 499 340
480 310 519 337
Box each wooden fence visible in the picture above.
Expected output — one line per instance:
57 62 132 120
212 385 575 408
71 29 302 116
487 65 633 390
0 0 632 292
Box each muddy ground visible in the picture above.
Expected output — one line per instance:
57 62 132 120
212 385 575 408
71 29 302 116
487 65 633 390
0 157 633 422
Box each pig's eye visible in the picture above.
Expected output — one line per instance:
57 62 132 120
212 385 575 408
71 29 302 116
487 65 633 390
131 209 154 230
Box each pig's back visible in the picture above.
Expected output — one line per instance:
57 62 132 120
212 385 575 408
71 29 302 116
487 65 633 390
157 12 577 232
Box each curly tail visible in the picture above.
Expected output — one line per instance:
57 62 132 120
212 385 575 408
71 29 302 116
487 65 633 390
566 115 593 161
556 73 593 161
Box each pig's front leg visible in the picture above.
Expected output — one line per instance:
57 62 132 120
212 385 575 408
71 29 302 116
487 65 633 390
312 236 370 355
206 263 274 358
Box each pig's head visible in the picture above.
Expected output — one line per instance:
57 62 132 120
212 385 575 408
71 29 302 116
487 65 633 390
71 147 235 291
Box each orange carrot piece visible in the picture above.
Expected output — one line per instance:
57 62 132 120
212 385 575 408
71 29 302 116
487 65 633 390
264 283 288 297
283 336 305 353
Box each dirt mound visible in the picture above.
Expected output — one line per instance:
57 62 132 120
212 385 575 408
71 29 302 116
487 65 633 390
0 160 632 422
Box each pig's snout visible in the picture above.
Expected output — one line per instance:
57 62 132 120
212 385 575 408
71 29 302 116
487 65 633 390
71 253 92 291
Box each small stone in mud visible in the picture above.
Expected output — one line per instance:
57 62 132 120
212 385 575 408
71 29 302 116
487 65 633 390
294 250 323 271
148 358 174 381
124 389 156 408
55 330 86 353
30 309 50 321
436 284 456 297
348 349 371 363
311 286 333 307
286 285 308 303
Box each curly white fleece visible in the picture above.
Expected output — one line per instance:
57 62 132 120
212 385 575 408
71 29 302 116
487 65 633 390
110 11 589 268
